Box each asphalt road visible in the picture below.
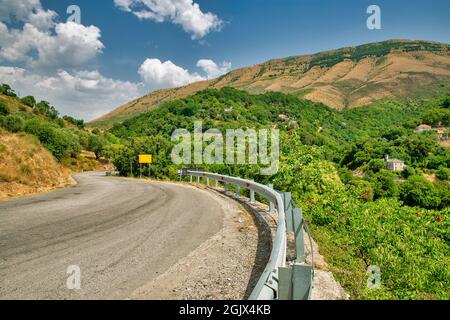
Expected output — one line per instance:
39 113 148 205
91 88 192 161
0 172 224 299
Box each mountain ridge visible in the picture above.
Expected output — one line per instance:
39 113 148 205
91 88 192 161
92 39 450 126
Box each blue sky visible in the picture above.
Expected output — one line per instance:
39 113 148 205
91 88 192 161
1 0 449 119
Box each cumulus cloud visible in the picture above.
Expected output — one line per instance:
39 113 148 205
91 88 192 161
0 0 42 23
0 1 104 70
196 59 231 79
138 58 204 90
0 66 144 120
114 0 223 39
138 58 231 90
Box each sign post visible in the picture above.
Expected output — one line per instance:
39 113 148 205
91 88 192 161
139 154 153 178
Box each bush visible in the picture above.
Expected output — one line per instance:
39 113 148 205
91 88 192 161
399 176 441 209
0 84 16 97
367 170 399 199
0 101 10 116
34 101 59 120
436 166 450 181
87 134 107 159
1 115 24 133
63 115 85 129
367 158 385 173
24 118 80 160
21 96 36 108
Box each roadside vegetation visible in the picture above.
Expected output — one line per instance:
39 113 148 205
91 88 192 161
0 84 113 168
108 87 449 300
1 83 448 299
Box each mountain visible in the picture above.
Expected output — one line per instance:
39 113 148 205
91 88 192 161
92 40 450 126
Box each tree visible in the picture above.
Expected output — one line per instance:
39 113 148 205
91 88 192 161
421 109 450 126
63 115 85 129
21 96 36 108
399 176 441 209
367 158 385 173
34 101 59 120
367 170 399 199
0 84 16 97
401 134 437 163
87 134 106 159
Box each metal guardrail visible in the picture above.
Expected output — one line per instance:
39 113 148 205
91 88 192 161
187 170 314 300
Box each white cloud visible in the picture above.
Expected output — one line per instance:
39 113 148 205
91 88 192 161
138 58 232 91
138 58 204 90
197 59 231 79
0 1 104 70
0 0 42 23
0 66 144 120
114 0 223 39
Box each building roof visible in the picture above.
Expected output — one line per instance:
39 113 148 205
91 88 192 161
416 124 432 130
386 158 404 163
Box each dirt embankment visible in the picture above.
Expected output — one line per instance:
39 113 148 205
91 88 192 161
0 131 74 200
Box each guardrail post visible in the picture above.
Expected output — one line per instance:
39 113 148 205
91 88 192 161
293 207 306 263
250 189 255 203
196 176 200 184
206 177 210 187
268 184 275 214
279 265 313 300
282 193 293 233
236 184 240 197
215 180 219 188
190 175 193 183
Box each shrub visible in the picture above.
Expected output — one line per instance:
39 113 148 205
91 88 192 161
1 115 24 133
399 176 441 209
24 118 80 160
87 134 107 159
34 101 59 120
436 166 450 181
21 96 36 108
0 84 16 97
0 101 10 116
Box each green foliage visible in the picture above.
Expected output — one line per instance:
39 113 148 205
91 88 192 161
1 115 24 133
103 87 450 299
421 108 450 126
0 84 16 97
87 134 107 159
20 96 36 108
0 101 10 116
366 170 399 200
399 176 442 209
112 135 174 179
34 101 59 120
307 40 448 71
0 84 116 163
24 118 80 160
63 115 85 129
436 166 450 181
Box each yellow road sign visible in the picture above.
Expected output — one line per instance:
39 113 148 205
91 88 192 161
139 154 152 164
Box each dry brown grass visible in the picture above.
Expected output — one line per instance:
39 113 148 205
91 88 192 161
0 130 73 200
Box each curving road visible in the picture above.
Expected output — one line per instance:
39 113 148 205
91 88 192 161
0 172 224 299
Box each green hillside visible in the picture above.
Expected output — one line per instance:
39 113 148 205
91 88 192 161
108 87 450 299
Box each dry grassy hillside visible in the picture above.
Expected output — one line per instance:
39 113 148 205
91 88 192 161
0 130 73 200
92 40 450 127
